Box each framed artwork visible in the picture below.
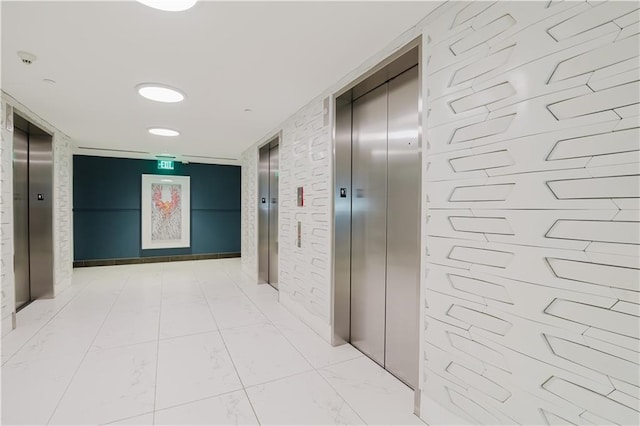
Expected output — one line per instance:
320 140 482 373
141 174 190 249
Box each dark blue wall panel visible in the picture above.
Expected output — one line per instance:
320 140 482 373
73 155 241 261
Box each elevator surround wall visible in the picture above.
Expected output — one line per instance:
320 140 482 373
0 93 73 336
240 2 640 424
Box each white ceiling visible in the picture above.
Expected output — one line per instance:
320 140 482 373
2 1 438 164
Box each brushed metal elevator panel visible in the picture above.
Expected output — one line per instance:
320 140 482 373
347 66 420 389
350 83 388 366
28 132 54 300
384 66 420 389
268 145 279 289
13 128 30 310
258 145 270 284
333 98 353 344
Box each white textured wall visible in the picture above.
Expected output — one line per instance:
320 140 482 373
277 101 333 338
240 100 333 338
0 93 73 336
240 146 258 279
421 2 639 424
240 2 639 423
1 99 16 336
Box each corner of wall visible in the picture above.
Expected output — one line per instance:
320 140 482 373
53 133 73 294
240 146 258 281
0 98 16 336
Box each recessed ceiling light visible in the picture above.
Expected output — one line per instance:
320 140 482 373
149 128 180 137
137 0 198 12
136 83 185 103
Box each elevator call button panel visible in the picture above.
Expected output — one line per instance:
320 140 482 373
297 187 304 207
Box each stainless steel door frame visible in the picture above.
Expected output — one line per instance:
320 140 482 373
13 128 30 310
268 145 279 289
258 145 270 284
384 66 420 389
349 83 388 366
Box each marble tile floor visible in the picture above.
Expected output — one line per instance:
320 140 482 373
1 258 424 425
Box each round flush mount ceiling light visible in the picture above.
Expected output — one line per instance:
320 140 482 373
137 0 198 12
149 128 180 137
136 83 185 103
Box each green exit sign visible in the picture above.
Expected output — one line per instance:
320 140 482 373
157 160 174 170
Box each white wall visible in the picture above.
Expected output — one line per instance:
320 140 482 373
0 93 73 336
241 2 639 424
240 146 258 279
421 2 639 424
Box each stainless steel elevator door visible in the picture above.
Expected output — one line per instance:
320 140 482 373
385 66 420 389
350 83 388 366
268 145 279 289
28 132 54 300
13 129 30 310
349 66 420 389
258 146 270 284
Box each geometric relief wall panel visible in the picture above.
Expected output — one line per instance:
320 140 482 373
424 2 639 424
276 99 332 329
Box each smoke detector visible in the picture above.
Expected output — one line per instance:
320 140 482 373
17 51 37 65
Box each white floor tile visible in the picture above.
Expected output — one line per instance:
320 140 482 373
92 281 162 350
319 356 424 425
206 294 269 330
246 370 364 425
1 352 85 425
92 308 160 350
200 277 245 300
273 317 363 368
9 316 102 363
240 284 299 323
49 341 157 425
154 390 259 425
1 292 81 364
220 322 312 386
2 259 421 425
155 331 242 410
104 412 154 425
159 283 217 339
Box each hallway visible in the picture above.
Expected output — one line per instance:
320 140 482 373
1 259 422 425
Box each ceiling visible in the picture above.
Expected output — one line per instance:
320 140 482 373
2 1 439 164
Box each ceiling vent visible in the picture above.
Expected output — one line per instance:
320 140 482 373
17 51 37 65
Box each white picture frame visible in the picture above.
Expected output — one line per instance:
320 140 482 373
141 174 191 249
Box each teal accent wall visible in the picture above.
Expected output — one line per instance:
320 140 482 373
73 155 241 261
